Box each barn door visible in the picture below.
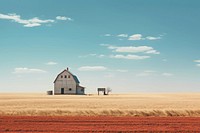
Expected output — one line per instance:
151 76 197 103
61 88 64 94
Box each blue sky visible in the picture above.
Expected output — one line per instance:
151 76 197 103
0 0 200 93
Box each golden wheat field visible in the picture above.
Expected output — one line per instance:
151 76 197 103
1 93 200 116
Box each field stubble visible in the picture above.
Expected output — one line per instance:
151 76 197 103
1 93 200 116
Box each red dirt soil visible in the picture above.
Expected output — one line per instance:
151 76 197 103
1 116 200 132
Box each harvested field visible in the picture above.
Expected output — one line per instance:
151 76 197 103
1 116 200 132
1 93 200 116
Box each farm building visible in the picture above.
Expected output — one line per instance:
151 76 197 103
54 68 85 95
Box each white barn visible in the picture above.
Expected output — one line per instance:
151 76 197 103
54 68 85 95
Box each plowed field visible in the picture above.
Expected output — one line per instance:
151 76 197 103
1 116 200 132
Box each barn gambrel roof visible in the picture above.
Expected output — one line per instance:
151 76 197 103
72 75 80 84
53 69 80 84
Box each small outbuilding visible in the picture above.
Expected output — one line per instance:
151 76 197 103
54 68 85 95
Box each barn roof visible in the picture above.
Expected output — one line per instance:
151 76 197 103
53 69 80 84
72 75 80 84
77 85 85 89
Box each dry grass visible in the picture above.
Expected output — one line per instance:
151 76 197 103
1 93 200 116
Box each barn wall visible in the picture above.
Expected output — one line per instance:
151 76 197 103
54 71 77 94
77 86 85 94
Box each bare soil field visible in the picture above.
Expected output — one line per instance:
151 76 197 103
1 116 200 132
1 93 200 132
1 93 200 116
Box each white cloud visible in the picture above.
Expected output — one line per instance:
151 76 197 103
128 34 162 41
13 68 46 74
100 43 110 46
100 44 159 59
79 54 105 58
112 46 153 53
194 60 200 67
137 71 173 77
110 54 150 60
78 66 107 71
196 64 200 67
115 46 152 53
146 36 161 40
46 62 57 65
128 34 143 40
98 54 105 58
145 50 160 54
194 60 200 63
162 73 174 77
56 16 73 21
105 45 160 55
100 44 117 51
117 34 128 38
0 13 55 27
104 34 112 36
24 23 41 27
107 45 117 50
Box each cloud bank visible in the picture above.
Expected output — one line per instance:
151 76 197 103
78 66 107 71
0 13 73 27
110 54 150 60
0 13 54 27
109 46 159 54
128 34 161 41
13 68 46 74
100 44 160 60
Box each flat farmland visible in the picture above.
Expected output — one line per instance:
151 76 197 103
1 93 200 116
1 116 200 132
1 93 200 132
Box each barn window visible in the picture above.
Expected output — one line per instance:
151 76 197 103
69 88 72 91
65 75 67 78
68 75 70 78
61 75 63 78
81 88 84 92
